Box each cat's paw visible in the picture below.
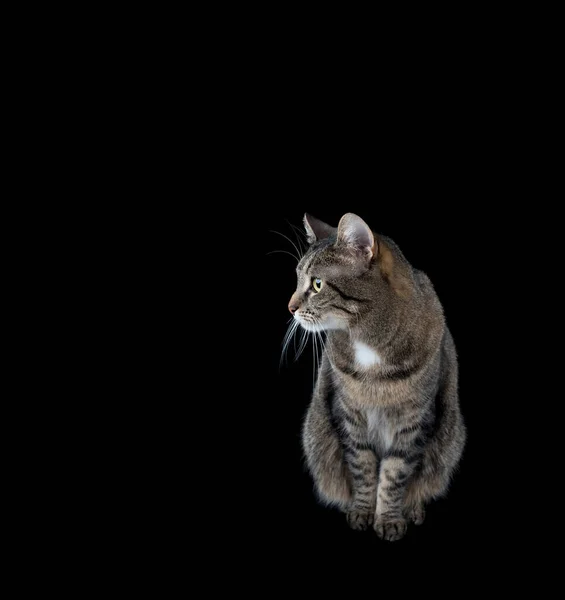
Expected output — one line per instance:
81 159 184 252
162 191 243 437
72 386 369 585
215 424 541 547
374 517 408 541
346 510 374 531
407 504 425 526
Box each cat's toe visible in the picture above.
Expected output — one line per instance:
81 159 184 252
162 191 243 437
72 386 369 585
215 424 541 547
407 504 426 526
374 518 408 541
347 510 374 531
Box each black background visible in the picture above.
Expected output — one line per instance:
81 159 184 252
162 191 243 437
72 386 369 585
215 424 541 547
136 100 553 576
122 97 558 586
139 68 553 573
32 17 560 589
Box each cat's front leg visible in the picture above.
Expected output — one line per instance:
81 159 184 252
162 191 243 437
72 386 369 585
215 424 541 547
344 443 378 531
374 455 414 541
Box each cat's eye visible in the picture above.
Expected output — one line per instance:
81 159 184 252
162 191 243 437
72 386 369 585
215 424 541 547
312 278 323 293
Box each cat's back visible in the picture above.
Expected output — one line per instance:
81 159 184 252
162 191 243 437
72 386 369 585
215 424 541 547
413 268 442 308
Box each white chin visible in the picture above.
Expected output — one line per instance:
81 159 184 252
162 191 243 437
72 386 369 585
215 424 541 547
295 315 346 332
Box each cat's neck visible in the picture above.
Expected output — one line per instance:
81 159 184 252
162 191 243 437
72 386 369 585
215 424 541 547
327 302 408 355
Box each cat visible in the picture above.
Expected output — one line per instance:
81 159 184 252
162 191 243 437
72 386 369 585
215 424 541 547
288 212 466 541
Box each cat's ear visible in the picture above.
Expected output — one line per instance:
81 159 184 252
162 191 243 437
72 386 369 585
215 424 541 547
337 213 375 260
303 213 336 244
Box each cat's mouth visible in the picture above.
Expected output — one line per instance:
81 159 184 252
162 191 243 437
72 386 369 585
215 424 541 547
295 313 346 332
294 312 320 331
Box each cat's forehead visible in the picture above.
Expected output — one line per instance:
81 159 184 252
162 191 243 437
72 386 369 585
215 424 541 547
297 241 365 279
298 240 333 272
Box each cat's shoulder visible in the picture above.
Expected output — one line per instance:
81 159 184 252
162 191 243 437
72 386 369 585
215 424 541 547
414 268 432 288
413 269 442 306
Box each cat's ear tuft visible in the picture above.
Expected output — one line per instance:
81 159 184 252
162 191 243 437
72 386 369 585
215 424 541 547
303 213 335 244
337 213 375 260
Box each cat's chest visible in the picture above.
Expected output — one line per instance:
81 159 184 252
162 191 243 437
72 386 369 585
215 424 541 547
328 337 398 408
352 341 382 368
330 338 384 380
366 406 395 453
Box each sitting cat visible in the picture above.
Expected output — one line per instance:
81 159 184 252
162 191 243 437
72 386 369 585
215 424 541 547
289 213 466 541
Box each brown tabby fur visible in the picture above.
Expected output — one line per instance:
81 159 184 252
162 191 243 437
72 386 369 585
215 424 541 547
289 213 466 541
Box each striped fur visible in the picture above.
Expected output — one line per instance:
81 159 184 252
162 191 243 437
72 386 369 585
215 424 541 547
293 213 466 541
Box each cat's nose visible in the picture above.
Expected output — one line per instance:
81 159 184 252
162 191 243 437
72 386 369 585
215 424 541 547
288 300 300 315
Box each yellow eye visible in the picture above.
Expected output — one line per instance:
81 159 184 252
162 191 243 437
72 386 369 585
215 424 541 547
312 277 323 292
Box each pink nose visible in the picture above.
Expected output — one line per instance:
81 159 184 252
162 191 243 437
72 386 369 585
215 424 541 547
288 300 300 315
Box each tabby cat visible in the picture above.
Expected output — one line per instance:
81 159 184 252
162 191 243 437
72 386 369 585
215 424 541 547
288 213 466 541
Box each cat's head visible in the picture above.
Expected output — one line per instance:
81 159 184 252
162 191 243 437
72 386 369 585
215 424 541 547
288 213 378 332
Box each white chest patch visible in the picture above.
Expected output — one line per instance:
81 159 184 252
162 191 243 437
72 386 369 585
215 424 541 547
367 406 394 453
354 341 381 368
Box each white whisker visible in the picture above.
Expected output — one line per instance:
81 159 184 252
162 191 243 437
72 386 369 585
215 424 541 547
280 322 293 365
316 327 328 355
314 330 320 387
312 329 316 388
269 230 302 263
295 327 309 361
315 331 323 375
280 319 299 368
266 250 299 263
312 322 327 378
286 220 308 255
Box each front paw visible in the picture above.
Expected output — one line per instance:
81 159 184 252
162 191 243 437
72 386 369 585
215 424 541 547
347 510 374 531
407 504 425 526
374 517 408 541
